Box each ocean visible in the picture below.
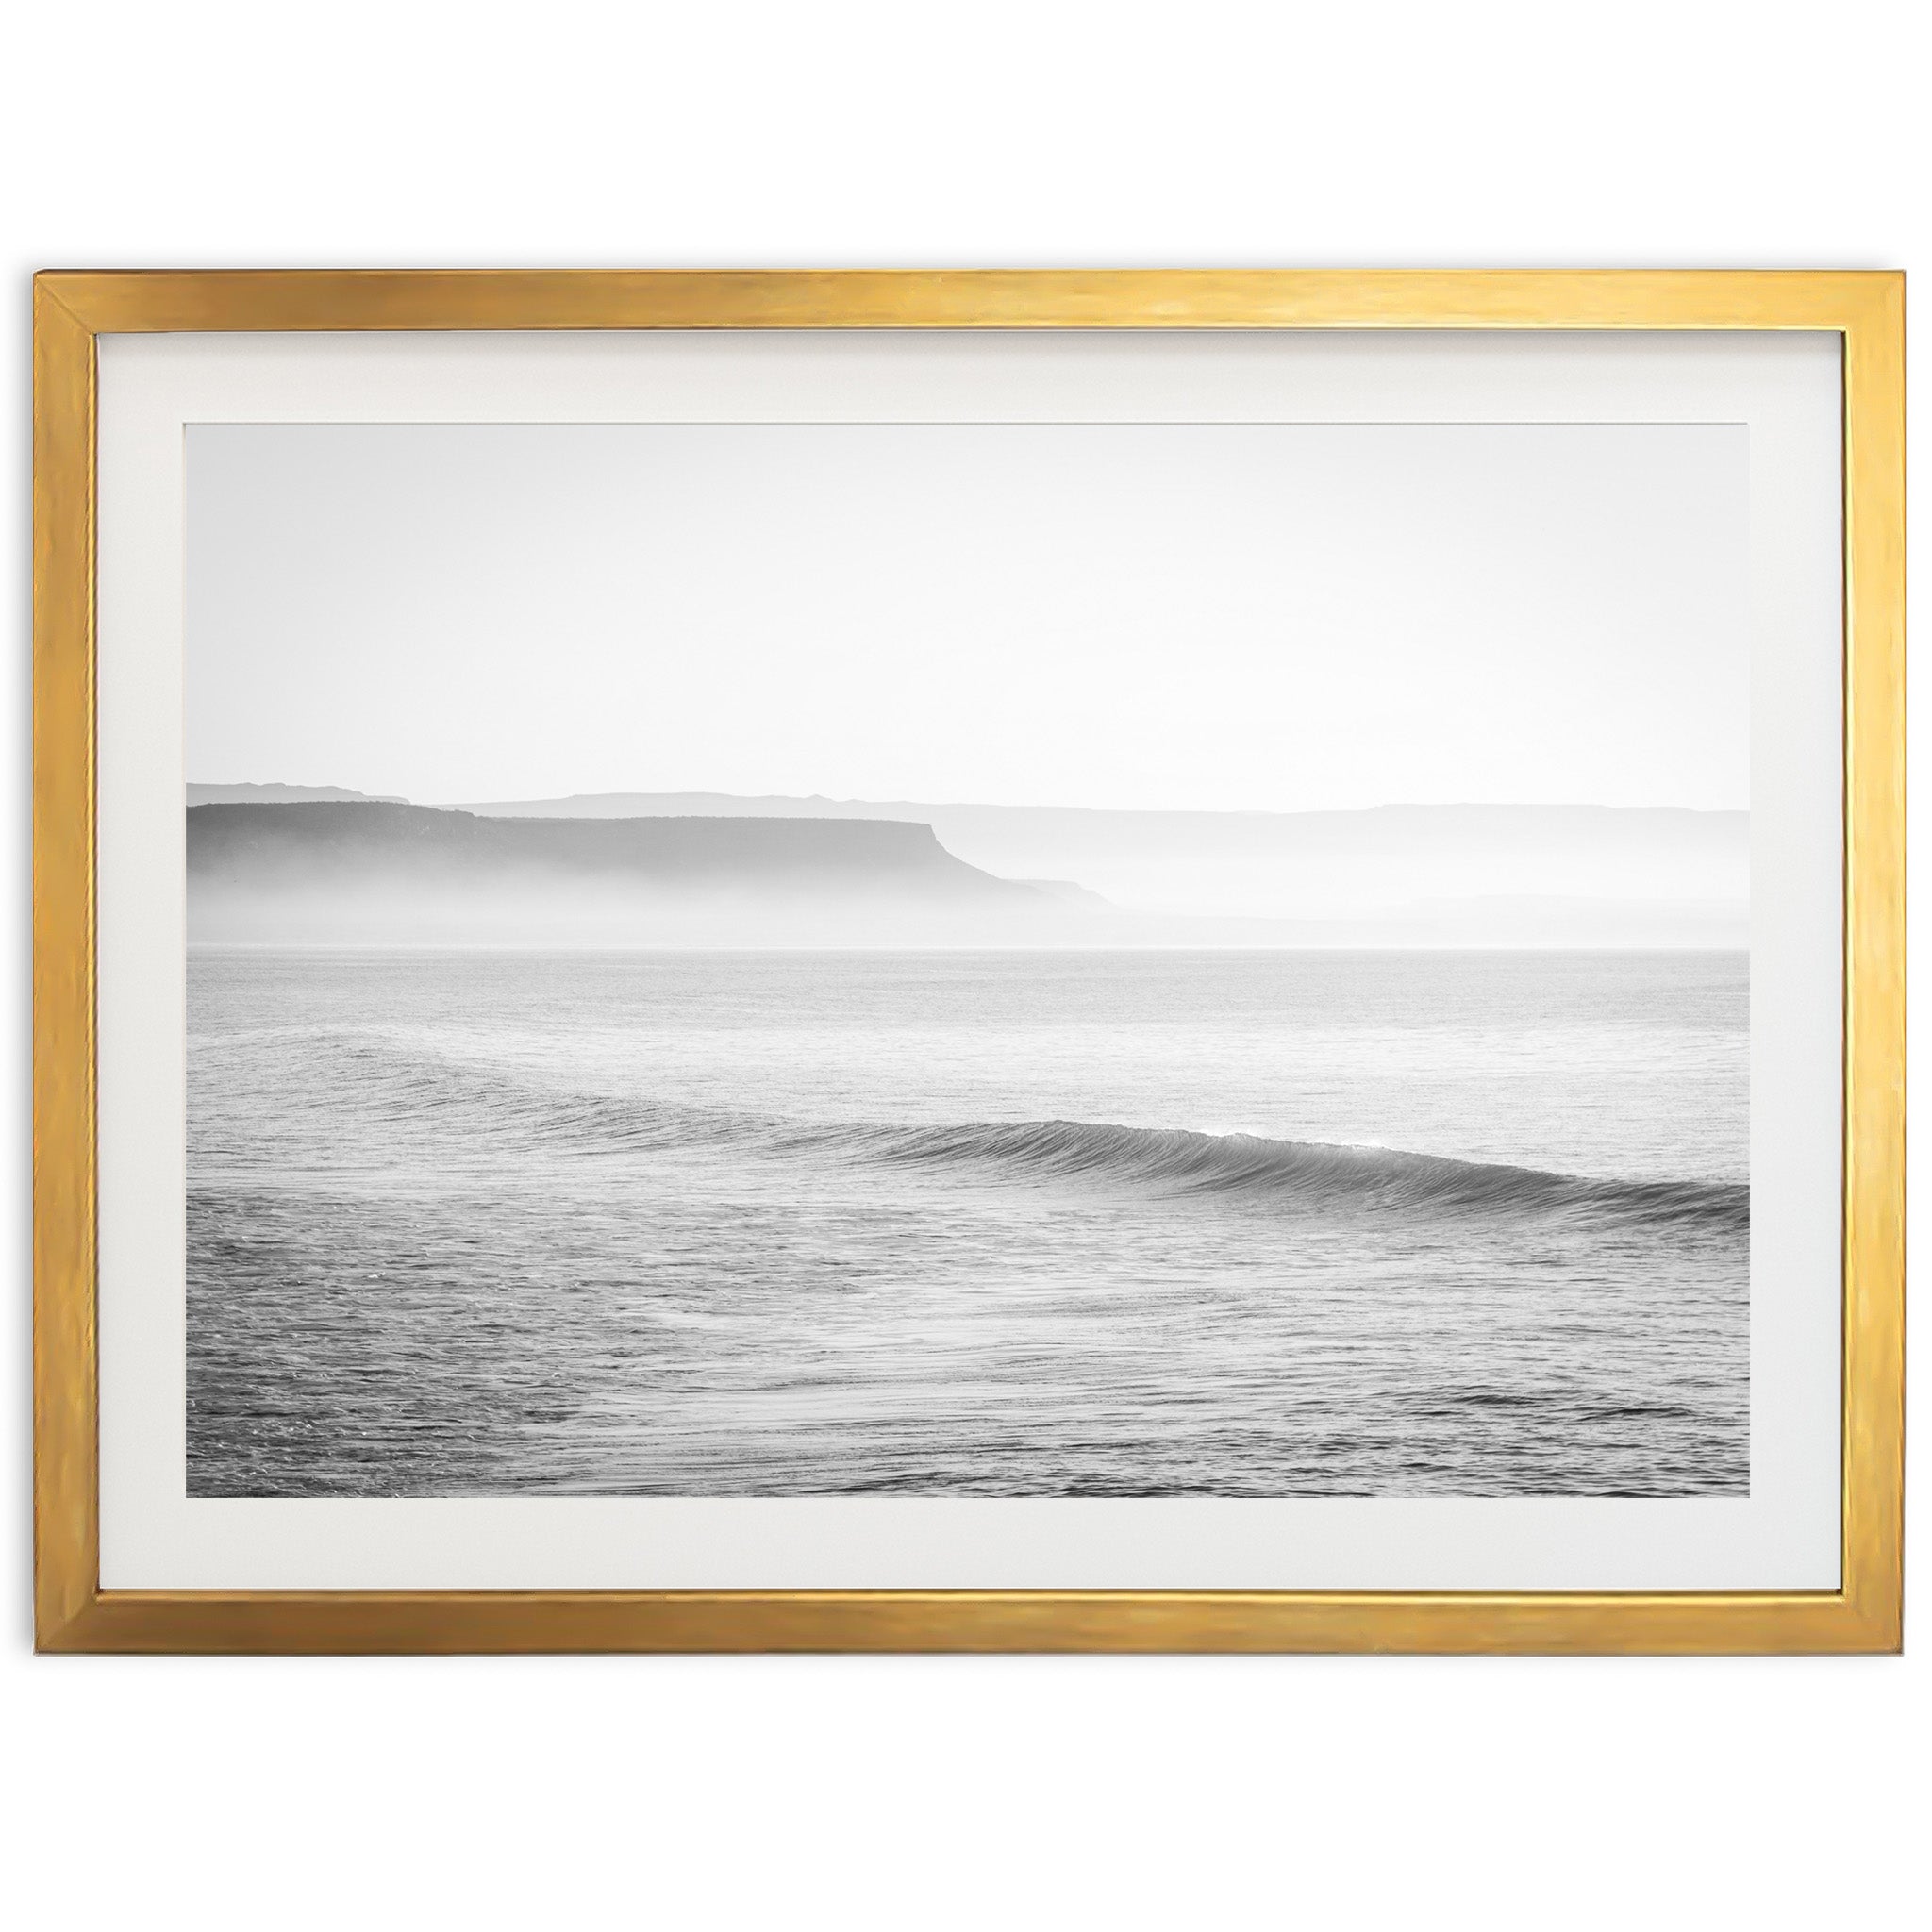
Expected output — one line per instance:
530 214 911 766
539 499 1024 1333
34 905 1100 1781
187 947 1749 1497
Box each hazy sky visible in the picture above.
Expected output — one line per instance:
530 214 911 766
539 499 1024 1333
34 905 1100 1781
187 421 1748 811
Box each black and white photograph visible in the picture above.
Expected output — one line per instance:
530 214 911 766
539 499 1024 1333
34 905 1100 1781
185 418 1751 1500
12 2 1925 1919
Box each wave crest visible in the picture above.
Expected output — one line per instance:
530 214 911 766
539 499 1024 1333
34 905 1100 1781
275 1029 1747 1230
808 1117 1748 1229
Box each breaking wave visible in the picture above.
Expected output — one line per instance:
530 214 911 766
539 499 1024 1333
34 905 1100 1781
244 1027 1748 1232
796 1116 1749 1229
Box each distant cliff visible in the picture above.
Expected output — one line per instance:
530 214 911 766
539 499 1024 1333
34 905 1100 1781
186 798 1746 950
188 782 407 805
441 792 1748 929
188 802 1047 943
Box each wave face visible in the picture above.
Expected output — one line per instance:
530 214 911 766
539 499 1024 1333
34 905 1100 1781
801 1116 1748 1230
257 1037 1746 1233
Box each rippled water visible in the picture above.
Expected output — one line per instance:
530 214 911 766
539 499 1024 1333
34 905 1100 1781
187 948 1749 1496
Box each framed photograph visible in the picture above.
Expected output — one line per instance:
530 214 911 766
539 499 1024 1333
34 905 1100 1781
33 271 1903 1653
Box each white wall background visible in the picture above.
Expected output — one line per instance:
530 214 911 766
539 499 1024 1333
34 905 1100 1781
3 4 1921 1924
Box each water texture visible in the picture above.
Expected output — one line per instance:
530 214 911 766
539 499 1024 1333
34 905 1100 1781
187 948 1749 1497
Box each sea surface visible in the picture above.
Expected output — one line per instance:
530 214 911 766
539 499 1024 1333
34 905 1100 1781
187 948 1749 1496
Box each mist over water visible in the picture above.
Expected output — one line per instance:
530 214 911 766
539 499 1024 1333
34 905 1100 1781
184 795 1751 948
183 419 1756 1500
188 947 1748 1497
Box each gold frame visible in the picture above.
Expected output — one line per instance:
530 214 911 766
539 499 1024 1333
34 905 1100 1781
33 270 1905 1654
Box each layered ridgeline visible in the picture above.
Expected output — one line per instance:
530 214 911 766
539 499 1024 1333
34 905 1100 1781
187 801 1052 944
187 787 1748 945
438 791 1750 946
188 781 410 805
